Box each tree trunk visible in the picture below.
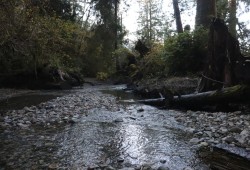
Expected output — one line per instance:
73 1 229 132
229 0 237 38
173 0 183 33
114 0 119 71
149 0 152 42
114 0 118 50
197 18 241 92
195 0 216 29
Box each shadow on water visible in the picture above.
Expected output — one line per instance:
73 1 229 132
0 91 71 114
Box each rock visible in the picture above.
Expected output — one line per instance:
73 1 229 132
117 157 124 163
68 118 78 124
183 167 194 170
200 142 209 147
18 110 26 114
186 128 196 133
224 136 237 143
87 165 99 170
240 129 249 136
134 165 141 170
244 121 249 126
114 118 124 123
189 138 200 144
17 123 29 129
24 106 36 112
45 143 53 147
48 163 59 169
141 164 152 170
137 108 144 112
219 127 228 134
157 165 169 170
194 132 203 136
99 164 108 169
204 131 212 137
105 166 115 170
160 159 167 164
39 160 44 164
229 127 242 133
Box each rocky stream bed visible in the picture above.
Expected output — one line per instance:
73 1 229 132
0 84 250 169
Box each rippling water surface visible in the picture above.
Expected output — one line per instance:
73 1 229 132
0 85 209 169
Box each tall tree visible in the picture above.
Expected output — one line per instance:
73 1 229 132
195 0 217 29
173 0 183 33
137 0 165 45
89 0 124 73
228 0 237 37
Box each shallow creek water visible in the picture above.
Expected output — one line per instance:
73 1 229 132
0 85 209 169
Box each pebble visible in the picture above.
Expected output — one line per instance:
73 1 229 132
175 110 250 149
114 118 124 123
200 142 209 147
157 165 169 170
117 157 124 163
189 138 200 144
48 163 58 169
160 159 167 164
183 167 194 170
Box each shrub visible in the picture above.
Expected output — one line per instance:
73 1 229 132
164 28 208 76
138 43 166 78
96 72 108 81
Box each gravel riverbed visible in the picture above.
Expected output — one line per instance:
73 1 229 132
0 87 120 130
175 110 250 153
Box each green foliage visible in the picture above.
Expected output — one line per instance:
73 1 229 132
96 72 108 81
138 43 166 78
113 47 135 71
164 28 208 76
0 0 88 76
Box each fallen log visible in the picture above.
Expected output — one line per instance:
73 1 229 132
172 85 250 107
199 144 250 170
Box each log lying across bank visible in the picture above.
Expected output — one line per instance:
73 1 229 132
171 85 250 107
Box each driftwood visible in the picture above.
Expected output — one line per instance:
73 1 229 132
134 85 250 109
199 144 250 170
171 85 250 107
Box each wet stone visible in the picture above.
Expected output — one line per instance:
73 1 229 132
157 165 170 170
229 127 242 133
183 167 194 170
160 159 167 164
189 138 200 144
141 164 152 170
105 166 115 170
224 136 237 144
48 163 59 169
117 157 124 163
114 118 124 123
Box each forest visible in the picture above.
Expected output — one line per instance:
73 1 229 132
0 0 250 90
2 1 250 169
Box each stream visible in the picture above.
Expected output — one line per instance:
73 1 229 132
0 85 210 169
